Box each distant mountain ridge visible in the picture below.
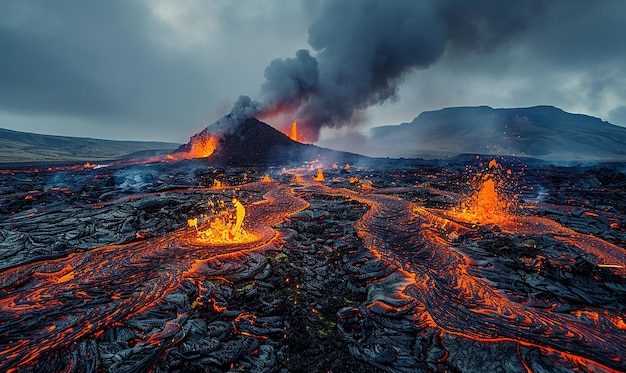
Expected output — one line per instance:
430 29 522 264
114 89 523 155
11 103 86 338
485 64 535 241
5 105 626 164
319 105 626 161
0 127 179 163
362 105 626 160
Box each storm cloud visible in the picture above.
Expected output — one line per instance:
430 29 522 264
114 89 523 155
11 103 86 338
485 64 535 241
238 0 546 140
0 0 307 141
1 0 625 144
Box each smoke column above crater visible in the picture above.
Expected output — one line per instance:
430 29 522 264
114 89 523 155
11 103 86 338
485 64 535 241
230 0 544 142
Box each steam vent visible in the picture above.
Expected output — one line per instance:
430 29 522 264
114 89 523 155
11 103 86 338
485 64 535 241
1 117 625 372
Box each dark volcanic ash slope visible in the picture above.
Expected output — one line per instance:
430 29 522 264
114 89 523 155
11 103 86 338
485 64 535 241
344 106 626 161
176 116 366 165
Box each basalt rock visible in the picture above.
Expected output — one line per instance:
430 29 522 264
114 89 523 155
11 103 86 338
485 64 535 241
1 157 625 372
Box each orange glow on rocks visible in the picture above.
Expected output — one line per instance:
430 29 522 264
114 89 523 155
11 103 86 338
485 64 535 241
165 132 218 161
2 153 625 371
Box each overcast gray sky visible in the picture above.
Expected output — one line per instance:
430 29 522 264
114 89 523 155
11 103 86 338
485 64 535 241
1 0 625 144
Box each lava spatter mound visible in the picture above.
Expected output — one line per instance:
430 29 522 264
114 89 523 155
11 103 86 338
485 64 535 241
173 116 365 165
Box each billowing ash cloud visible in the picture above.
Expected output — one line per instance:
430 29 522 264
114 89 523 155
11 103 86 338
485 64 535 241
227 95 264 126
231 0 544 141
261 49 319 113
226 50 318 129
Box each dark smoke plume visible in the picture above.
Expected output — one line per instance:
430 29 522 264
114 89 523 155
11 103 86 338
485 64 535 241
230 0 544 141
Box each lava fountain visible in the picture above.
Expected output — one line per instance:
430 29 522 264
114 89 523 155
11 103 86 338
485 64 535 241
451 159 516 226
187 197 255 244
289 120 299 142
183 132 218 159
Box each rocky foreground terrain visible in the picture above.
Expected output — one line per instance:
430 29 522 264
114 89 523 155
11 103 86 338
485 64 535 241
1 156 625 372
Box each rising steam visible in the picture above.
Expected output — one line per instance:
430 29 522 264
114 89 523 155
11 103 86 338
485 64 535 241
229 0 544 141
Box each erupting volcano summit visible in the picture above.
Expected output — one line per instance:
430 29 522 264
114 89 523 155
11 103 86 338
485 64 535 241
173 115 364 165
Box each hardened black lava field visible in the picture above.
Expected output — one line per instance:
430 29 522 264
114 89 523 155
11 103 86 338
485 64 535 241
1 156 625 372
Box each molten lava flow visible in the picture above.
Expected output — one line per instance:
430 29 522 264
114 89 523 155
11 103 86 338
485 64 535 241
0 181 308 370
300 169 625 372
3 156 625 371
289 121 299 142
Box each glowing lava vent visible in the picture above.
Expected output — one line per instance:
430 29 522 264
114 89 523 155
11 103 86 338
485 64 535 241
168 131 219 161
188 132 218 158
289 121 299 142
187 198 255 244
451 159 516 225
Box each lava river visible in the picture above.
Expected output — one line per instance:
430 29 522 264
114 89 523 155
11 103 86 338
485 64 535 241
1 163 625 371
289 160 624 372
0 181 307 370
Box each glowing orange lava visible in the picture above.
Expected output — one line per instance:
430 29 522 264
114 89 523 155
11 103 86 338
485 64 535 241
314 168 325 182
188 133 218 158
164 132 218 161
289 121 299 142
187 198 256 244
451 159 515 225
0 181 308 370
2 159 625 372
300 169 625 372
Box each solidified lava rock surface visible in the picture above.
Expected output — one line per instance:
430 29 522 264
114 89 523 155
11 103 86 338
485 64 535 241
1 156 625 372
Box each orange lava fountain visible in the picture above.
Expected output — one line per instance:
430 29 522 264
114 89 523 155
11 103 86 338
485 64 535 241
289 121 299 142
188 133 218 158
186 198 258 244
167 132 218 161
451 159 515 226
314 168 325 182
